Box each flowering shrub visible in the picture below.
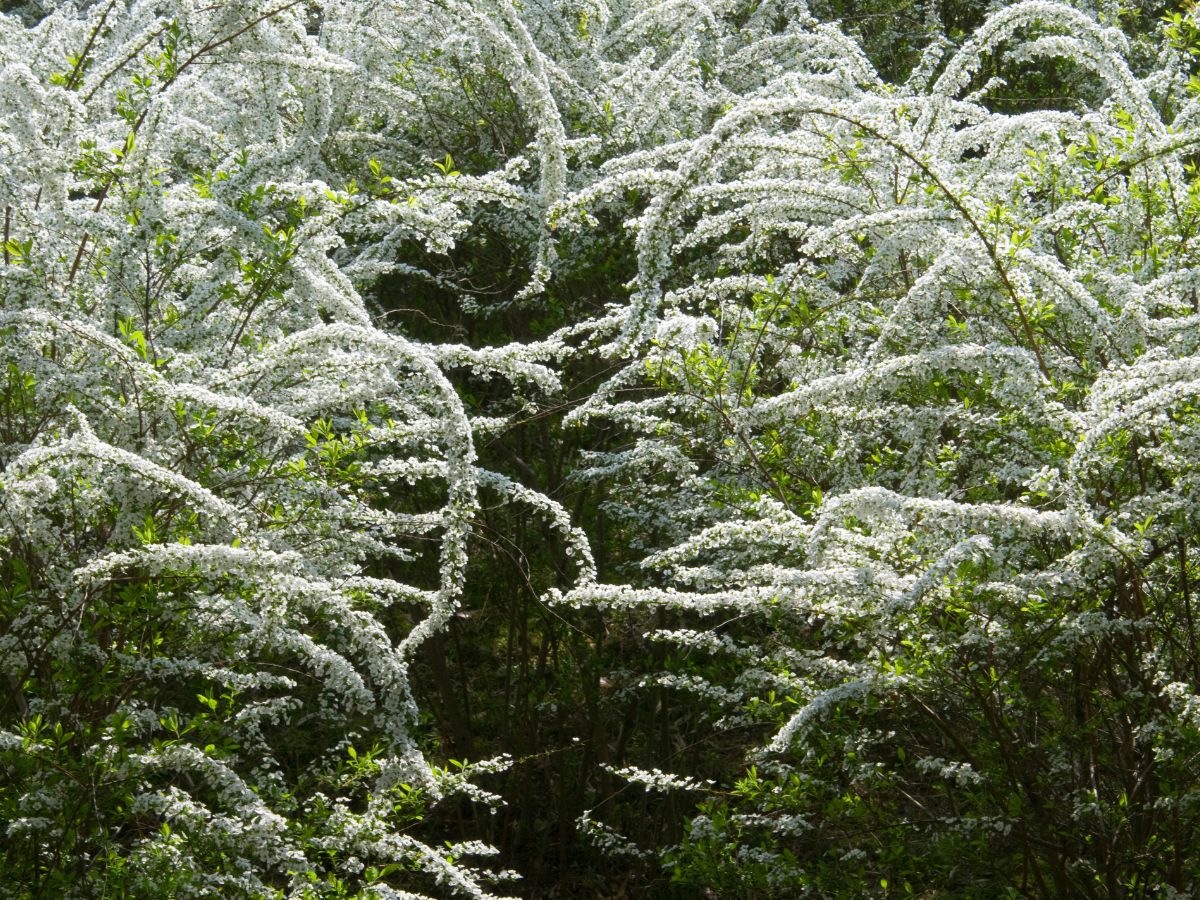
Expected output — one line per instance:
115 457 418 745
552 0 1200 895
0 0 577 895
2 0 1200 896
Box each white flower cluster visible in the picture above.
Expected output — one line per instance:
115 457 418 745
546 0 1200 880
4 0 1200 891
0 0 595 894
600 763 714 793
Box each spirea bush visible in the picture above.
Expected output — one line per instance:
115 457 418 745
0 0 586 895
2 0 1200 897
550 0 1200 895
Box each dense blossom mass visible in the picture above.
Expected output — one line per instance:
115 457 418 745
1 0 1199 896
